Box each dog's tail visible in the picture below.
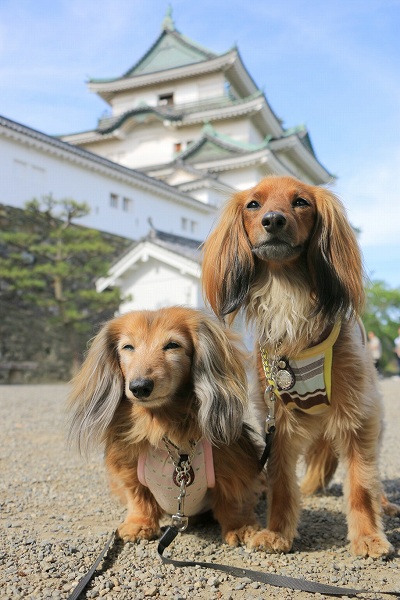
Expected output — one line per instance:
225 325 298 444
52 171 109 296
300 436 338 495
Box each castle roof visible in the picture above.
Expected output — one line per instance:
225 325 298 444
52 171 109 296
96 226 202 293
139 123 331 183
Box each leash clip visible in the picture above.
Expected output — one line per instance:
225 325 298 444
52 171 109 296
264 384 276 434
171 513 189 532
171 478 189 531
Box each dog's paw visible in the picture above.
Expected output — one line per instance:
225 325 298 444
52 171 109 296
351 534 394 558
249 529 293 553
224 525 260 548
117 521 160 543
382 500 400 517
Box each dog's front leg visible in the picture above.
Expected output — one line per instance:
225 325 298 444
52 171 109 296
117 483 163 543
341 432 394 558
211 445 265 549
250 430 300 553
107 457 163 543
118 484 161 542
212 489 261 548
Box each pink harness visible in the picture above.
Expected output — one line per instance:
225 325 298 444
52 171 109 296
137 439 215 516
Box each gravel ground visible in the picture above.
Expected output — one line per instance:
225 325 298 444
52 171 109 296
0 380 399 600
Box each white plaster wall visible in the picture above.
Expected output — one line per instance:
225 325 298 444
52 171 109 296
118 258 202 313
83 122 176 168
110 73 226 116
218 166 267 190
86 124 202 169
273 151 313 184
196 73 225 100
0 133 214 241
214 119 264 145
188 186 231 208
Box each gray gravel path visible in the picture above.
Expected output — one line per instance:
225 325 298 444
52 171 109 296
0 380 399 599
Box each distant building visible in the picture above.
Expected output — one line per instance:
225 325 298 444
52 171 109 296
62 9 332 208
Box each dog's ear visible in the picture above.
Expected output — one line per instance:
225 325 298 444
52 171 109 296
308 188 365 320
67 322 123 454
193 316 248 446
202 193 255 318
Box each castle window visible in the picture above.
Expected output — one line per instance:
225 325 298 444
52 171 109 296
123 197 133 212
110 193 118 208
158 92 174 106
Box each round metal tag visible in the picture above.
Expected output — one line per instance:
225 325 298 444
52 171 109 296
275 361 295 391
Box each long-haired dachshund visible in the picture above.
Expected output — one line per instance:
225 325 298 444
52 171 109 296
202 175 398 557
68 307 265 547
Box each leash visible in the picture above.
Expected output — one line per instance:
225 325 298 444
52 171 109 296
67 530 116 600
66 524 399 599
66 434 399 600
157 525 399 597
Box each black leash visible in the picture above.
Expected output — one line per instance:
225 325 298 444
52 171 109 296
67 434 399 599
157 525 399 598
259 427 275 470
66 522 399 599
67 530 116 600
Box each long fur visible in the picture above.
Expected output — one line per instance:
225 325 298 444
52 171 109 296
68 306 265 545
202 175 398 557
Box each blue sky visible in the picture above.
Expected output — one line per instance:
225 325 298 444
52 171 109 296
0 0 399 287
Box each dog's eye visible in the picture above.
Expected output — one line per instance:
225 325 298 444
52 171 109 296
163 341 181 351
246 199 261 209
293 197 310 208
122 344 135 351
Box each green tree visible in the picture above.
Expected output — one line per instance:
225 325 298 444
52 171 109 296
363 280 400 373
0 196 123 376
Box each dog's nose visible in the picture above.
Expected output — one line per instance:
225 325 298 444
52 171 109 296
262 211 287 232
129 378 154 399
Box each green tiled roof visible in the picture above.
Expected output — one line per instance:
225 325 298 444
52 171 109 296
124 29 217 77
185 139 240 163
178 124 271 164
283 124 315 154
89 10 218 84
94 92 264 133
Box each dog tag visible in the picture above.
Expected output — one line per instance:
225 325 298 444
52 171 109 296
276 358 295 391
276 369 294 390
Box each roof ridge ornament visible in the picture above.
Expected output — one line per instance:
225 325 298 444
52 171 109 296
162 5 175 31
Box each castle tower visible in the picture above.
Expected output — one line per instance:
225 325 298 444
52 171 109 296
62 9 331 206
